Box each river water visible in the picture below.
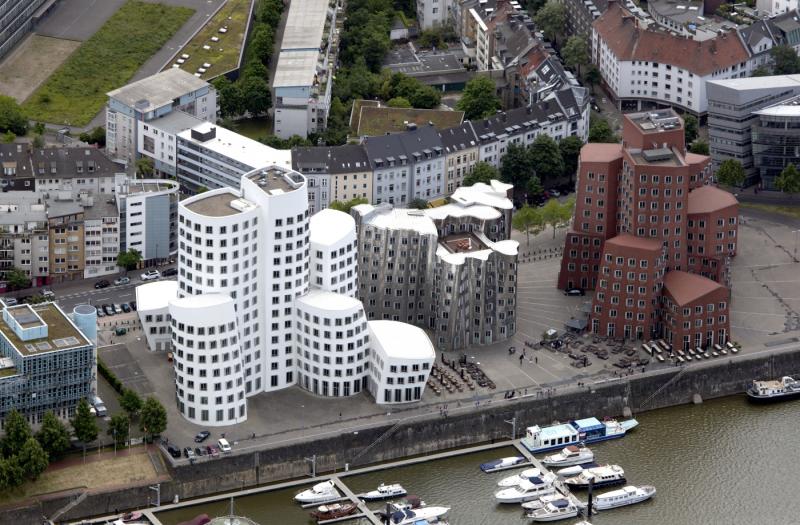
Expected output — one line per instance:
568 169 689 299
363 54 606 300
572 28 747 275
156 395 799 525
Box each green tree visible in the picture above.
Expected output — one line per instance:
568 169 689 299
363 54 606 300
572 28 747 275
409 85 441 109
135 157 154 178
196 185 209 194
0 95 28 136
584 66 602 94
525 0 547 14
752 65 771 77
5 267 30 290
588 114 617 143
116 248 142 271
212 77 245 118
456 76 501 120
462 162 499 186
33 122 46 135
559 135 583 182
409 198 429 209
716 158 746 188
512 205 544 247
32 134 45 148
240 76 272 116
36 411 71 459
530 134 564 185
689 140 709 155
120 389 143 419
248 23 274 65
562 36 589 76
17 437 48 481
541 198 570 238
534 1 567 46
771 45 800 75
1 409 32 456
1 131 15 144
775 164 800 195
500 143 535 189
684 114 699 145
256 0 284 27
0 456 25 488
107 414 130 447
140 397 167 441
71 399 98 454
527 175 544 200
329 197 369 213
387 97 412 108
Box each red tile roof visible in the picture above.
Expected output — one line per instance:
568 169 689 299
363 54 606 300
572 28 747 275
605 233 662 251
663 270 726 306
580 143 623 163
593 3 750 77
687 185 738 214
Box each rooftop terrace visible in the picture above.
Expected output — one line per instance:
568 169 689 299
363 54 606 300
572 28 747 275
184 191 250 217
628 109 683 133
0 303 90 357
245 167 305 196
440 233 488 254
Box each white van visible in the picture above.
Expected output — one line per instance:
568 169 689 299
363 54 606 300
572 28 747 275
91 395 107 417
218 438 232 453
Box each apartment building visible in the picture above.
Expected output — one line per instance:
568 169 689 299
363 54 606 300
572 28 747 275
115 179 179 262
417 0 453 28
440 122 480 194
83 198 120 280
106 69 217 164
47 198 85 283
0 195 49 287
0 0 50 59
558 109 736 348
292 145 372 214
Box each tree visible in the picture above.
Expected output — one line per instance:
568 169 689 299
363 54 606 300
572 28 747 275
140 397 167 441
530 134 564 185
33 122 46 135
588 114 617 143
562 36 589 76
409 198 429 209
5 267 30 290
716 159 746 188
107 414 130 447
240 76 272 116
534 1 566 46
408 85 441 109
213 77 245 118
36 411 71 459
752 65 771 77
79 126 106 147
525 0 547 14
248 23 274 65
559 136 583 182
1 409 31 456
456 76 501 120
387 97 412 108
71 399 98 453
689 140 709 155
527 175 544 200
512 205 544 247
463 162 499 186
17 437 48 481
1 131 15 144
775 164 800 195
135 157 154 178
584 66 602 94
684 114 699 145
329 197 369 213
0 456 25 489
0 95 27 136
116 248 142 271
120 389 143 419
32 135 45 148
771 45 800 75
500 143 535 189
541 198 570 238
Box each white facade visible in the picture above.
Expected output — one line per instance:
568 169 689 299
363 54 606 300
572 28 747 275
367 320 435 404
757 0 798 15
136 280 178 352
309 209 358 296
83 213 119 279
372 163 411 206
115 179 180 261
416 0 451 29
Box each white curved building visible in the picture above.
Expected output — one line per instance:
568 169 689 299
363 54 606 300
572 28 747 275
367 320 435 404
295 290 370 397
136 280 179 352
309 209 357 297
170 293 246 426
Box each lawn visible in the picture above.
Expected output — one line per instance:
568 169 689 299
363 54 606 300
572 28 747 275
165 0 252 80
741 202 800 220
22 1 194 126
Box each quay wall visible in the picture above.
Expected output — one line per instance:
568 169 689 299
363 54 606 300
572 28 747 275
6 347 800 524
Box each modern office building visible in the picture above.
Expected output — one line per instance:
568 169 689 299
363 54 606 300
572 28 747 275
136 280 178 352
367 321 435 404
83 196 120 279
0 0 50 60
106 69 217 165
115 178 180 262
558 109 737 347
0 302 95 424
751 94 800 190
138 110 205 176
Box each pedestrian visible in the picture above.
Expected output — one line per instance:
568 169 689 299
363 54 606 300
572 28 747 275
535 356 538 364
519 354 524 365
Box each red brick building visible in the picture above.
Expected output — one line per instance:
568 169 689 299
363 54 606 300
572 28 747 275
558 109 738 346
662 271 730 350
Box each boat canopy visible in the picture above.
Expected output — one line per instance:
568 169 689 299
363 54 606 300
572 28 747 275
572 417 604 433
538 424 579 441
552 499 570 508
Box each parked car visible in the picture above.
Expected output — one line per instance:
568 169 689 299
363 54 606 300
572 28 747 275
207 445 220 457
195 447 205 457
141 270 161 281
167 444 182 458
91 395 107 417
94 279 110 289
113 304 123 314
103 304 114 316
121 303 131 313
217 438 232 453
96 308 105 318
194 430 211 443
41 288 54 299
564 288 586 296
2 297 17 306
549 189 561 197
114 276 131 286
183 447 195 459
129 301 137 311
162 267 178 277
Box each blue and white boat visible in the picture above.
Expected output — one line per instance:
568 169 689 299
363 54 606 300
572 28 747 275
497 467 541 487
479 456 526 473
521 417 638 453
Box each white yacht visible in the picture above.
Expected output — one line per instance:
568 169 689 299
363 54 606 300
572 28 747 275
386 505 450 524
556 462 597 478
494 473 557 503
527 498 580 522
542 445 594 467
479 456 526 472
497 467 542 487
564 465 626 489
521 493 572 511
360 483 407 501
294 480 341 504
594 485 656 510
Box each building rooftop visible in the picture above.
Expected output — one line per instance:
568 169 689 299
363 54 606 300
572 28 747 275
136 280 179 312
0 144 33 178
145 110 205 134
446 180 513 210
31 147 126 179
297 289 363 312
0 303 91 357
387 52 466 76
606 233 662 251
630 148 682 166
354 105 464 137
756 93 800 117
184 190 253 217
0 193 47 224
273 50 319 88
580 143 623 163
368 320 435 360
707 74 800 95
309 208 355 247
170 293 235 310
84 194 119 220
663 269 725 306
440 233 488 254
281 0 330 50
178 122 292 169
354 204 439 236
439 122 478 154
121 179 180 195
107 69 210 113
244 166 305 196
687 185 738 214
292 145 370 174
627 109 683 133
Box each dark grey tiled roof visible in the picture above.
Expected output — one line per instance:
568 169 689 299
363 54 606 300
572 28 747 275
438 122 478 153
293 145 370 174
31 148 125 179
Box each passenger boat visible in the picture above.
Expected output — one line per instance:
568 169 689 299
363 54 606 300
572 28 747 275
479 456 526 472
497 467 542 487
294 480 341 504
747 376 800 402
527 498 580 522
360 483 407 501
594 485 656 510
309 502 358 521
542 445 594 467
521 417 638 453
564 465 625 489
494 473 557 503
555 462 598 477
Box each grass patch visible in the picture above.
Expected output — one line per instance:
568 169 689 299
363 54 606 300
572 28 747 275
740 202 800 220
166 0 251 80
22 1 194 126
355 106 465 136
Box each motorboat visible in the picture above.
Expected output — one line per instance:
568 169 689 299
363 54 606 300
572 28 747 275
522 417 638 453
494 473 557 503
294 480 341 504
594 485 656 510
522 493 572 511
112 512 150 525
747 376 800 402
564 465 626 489
384 503 450 525
497 467 542 487
310 502 358 521
480 456 526 472
542 445 594 467
360 483 407 501
527 498 580 522
556 462 598 478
